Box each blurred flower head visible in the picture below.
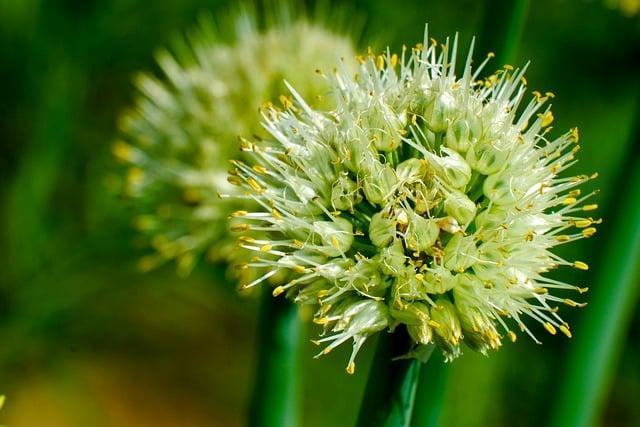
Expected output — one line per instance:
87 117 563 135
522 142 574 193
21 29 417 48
112 1 357 276
231 28 599 372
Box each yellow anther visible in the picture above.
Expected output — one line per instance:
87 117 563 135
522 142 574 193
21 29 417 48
573 261 589 270
533 287 548 294
331 235 341 249
415 42 424 51
520 76 528 86
272 209 282 220
317 290 330 298
292 265 307 274
272 286 285 297
278 94 292 109
507 331 517 343
487 52 495 58
253 165 267 174
127 167 144 184
314 317 329 325
390 53 398 67
562 197 577 205
112 141 133 162
376 55 385 70
247 177 263 193
540 111 554 127
583 204 598 211
578 287 589 294
428 320 441 328
545 92 556 98
231 224 249 232
544 322 557 335
571 127 580 142
346 362 356 375
231 210 248 218
563 298 578 307
564 298 587 308
556 235 571 242
260 244 273 252
582 227 597 237
504 64 514 70
569 189 582 197
575 219 592 228
559 325 572 338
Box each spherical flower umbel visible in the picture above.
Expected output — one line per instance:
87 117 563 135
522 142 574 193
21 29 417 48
230 28 599 373
112 4 356 276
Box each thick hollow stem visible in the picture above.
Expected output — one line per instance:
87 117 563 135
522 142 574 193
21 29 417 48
248 289 301 427
357 330 434 427
410 351 449 427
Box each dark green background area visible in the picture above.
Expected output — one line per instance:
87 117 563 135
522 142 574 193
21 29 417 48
0 0 638 426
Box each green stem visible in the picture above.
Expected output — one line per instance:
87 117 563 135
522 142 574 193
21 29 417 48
478 0 530 66
549 108 640 427
248 288 301 427
410 351 449 427
357 331 434 427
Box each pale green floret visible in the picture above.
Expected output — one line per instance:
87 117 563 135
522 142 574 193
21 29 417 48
443 190 477 225
369 211 397 248
405 214 439 252
232 27 598 371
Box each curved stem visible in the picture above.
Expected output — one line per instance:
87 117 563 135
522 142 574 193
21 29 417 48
357 330 434 427
478 0 530 65
248 289 301 427
550 105 640 427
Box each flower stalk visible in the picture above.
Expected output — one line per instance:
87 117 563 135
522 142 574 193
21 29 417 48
248 288 301 427
357 331 433 427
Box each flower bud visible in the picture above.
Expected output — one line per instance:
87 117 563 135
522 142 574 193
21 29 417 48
466 139 509 175
331 174 362 211
392 265 425 300
407 323 434 345
445 119 471 152
350 258 388 297
444 190 477 225
431 298 462 358
362 164 398 204
405 213 439 252
313 217 354 256
425 91 455 133
444 234 478 271
396 158 427 184
435 148 472 188
483 172 524 205
378 239 406 275
369 211 396 247
390 301 431 325
423 264 455 294
453 275 502 353
364 102 405 152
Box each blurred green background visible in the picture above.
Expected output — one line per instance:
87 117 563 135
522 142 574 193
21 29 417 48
0 0 638 426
